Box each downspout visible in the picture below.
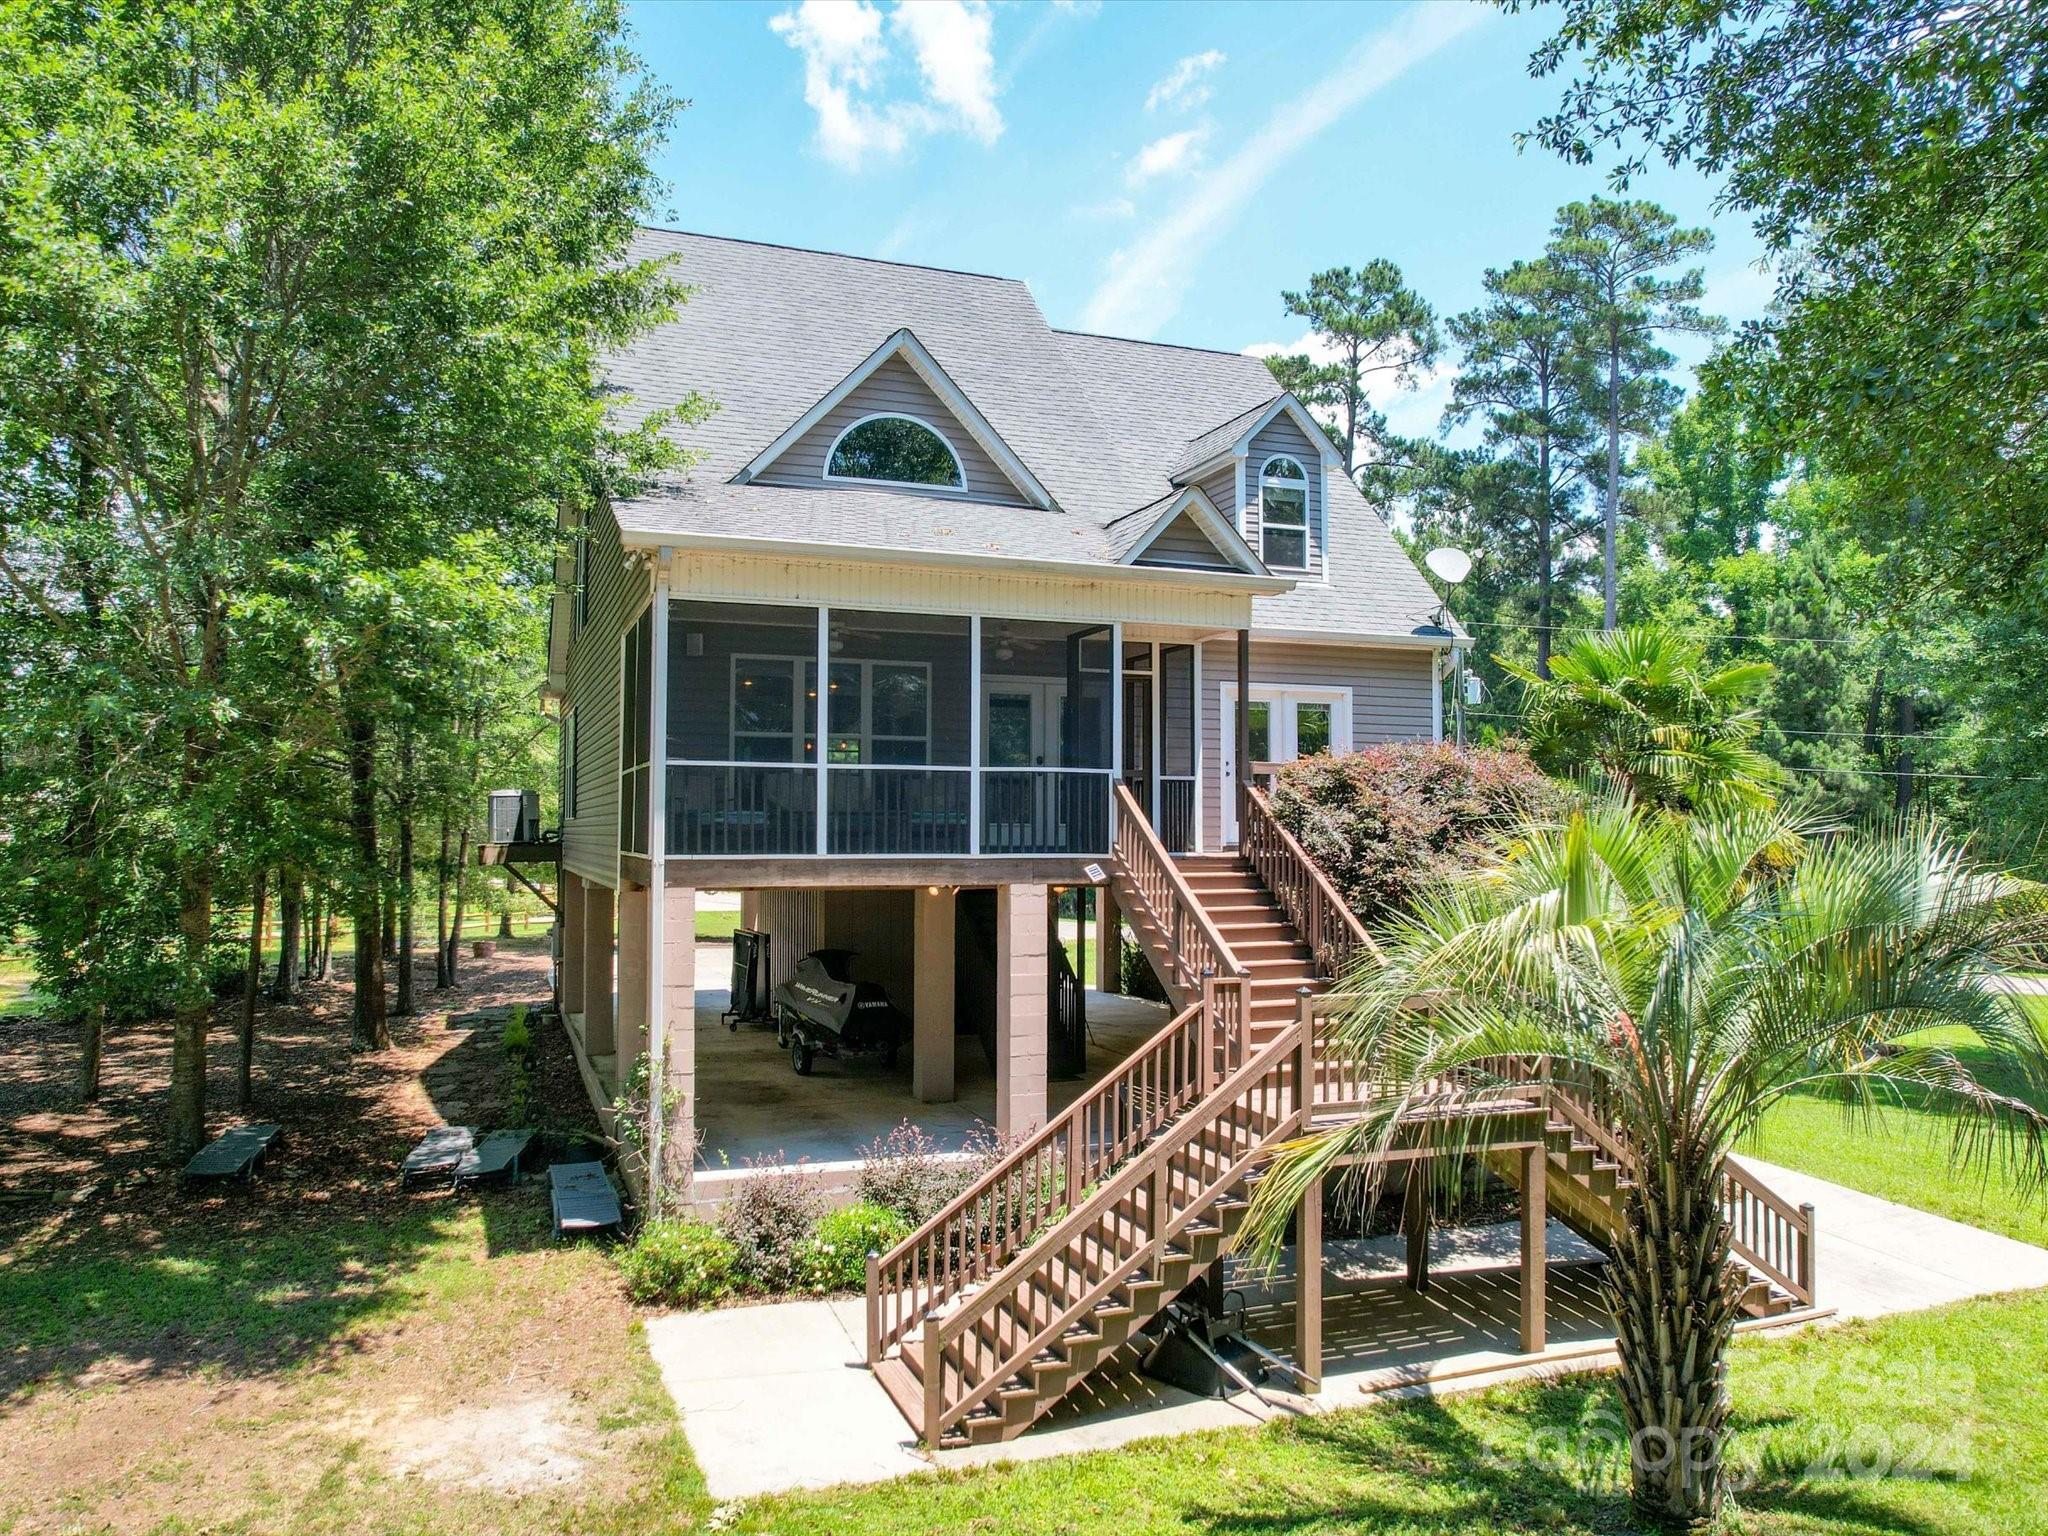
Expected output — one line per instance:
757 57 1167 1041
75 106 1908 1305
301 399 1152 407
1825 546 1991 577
645 550 673 1214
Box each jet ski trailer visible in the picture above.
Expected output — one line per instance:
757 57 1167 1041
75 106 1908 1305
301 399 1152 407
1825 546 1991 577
770 949 909 1076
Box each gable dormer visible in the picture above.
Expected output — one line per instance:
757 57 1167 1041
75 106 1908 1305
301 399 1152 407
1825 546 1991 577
735 329 1052 508
1114 485 1265 575
1170 394 1339 581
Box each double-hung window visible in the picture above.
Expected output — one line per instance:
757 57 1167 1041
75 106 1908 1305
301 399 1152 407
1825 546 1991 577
1259 456 1309 569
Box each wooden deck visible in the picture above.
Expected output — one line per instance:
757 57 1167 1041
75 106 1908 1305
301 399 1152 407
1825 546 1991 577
862 788 1817 1445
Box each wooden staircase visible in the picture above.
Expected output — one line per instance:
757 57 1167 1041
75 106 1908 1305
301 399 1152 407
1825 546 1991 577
862 783 1817 1446
1486 1063 1816 1319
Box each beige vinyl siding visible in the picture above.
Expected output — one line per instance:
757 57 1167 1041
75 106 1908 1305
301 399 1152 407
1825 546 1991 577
1196 638 1438 849
561 501 650 887
1198 463 1237 528
668 549 1256 632
1245 415 1324 578
755 356 1029 504
1134 510 1235 571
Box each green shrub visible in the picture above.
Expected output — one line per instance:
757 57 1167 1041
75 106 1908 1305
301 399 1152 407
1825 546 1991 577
799 1202 910 1293
1269 743 1570 926
617 1219 743 1308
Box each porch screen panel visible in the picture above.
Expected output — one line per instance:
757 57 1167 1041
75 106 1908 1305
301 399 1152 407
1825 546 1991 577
665 600 818 856
980 618 1114 855
619 606 653 856
1159 643 1196 851
824 610 972 854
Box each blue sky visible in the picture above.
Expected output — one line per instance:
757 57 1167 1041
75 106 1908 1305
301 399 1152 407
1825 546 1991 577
632 0 1773 440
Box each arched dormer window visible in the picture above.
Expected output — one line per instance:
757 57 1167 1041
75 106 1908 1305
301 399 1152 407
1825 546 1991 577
825 414 966 490
1259 455 1309 568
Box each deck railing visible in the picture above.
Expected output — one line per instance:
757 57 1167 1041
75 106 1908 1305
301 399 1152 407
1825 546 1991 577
1498 1056 1817 1309
916 1011 1316 1443
1723 1158 1817 1307
1111 782 1250 1012
865 998 1210 1364
1241 785 1380 978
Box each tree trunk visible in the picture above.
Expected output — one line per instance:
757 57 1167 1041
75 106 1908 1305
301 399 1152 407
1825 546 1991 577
1604 338 1621 631
446 821 472 983
1604 1152 1743 1528
167 854 214 1159
435 819 453 988
270 866 302 1002
1894 692 1917 814
322 900 338 981
239 867 268 1110
76 1004 107 1104
499 892 514 940
396 800 417 1017
347 711 389 1050
307 884 327 982
1536 431 1555 679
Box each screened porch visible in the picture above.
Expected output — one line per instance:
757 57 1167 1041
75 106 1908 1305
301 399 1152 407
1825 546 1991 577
616 600 1203 862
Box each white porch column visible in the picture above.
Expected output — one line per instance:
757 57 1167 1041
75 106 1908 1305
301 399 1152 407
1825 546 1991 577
661 883 698 1189
581 880 615 1059
913 886 957 1103
615 880 650 1092
560 870 587 1017
996 882 1048 1140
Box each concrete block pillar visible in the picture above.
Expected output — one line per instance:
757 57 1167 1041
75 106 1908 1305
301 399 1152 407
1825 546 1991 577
615 881 650 1091
996 882 1048 1140
740 890 759 930
1096 881 1121 995
581 880 615 1058
661 884 698 1182
560 871 587 1016
913 887 957 1103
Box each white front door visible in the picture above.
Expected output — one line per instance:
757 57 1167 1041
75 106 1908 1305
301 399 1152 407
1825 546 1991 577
1219 685 1352 843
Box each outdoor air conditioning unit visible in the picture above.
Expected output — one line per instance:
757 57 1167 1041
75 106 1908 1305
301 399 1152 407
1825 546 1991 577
488 788 540 845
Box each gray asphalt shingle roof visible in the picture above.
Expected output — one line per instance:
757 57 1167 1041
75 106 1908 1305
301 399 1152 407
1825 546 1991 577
606 229 1448 643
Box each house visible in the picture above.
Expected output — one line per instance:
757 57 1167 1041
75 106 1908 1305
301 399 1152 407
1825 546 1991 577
541 229 1817 1446
547 227 1450 1174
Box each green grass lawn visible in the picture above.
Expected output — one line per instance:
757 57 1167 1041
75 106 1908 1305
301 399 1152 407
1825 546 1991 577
732 1289 2048 1534
1747 1017 2048 1248
0 949 44 1020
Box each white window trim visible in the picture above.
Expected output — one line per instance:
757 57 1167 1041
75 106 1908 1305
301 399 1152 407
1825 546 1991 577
822 411 969 494
1217 681 1354 843
727 651 936 766
1258 454 1311 572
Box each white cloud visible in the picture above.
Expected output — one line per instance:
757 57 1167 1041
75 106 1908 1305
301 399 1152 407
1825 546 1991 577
893 0 1002 145
1081 4 1485 338
1125 127 1208 187
769 0 1003 170
1145 49 1225 112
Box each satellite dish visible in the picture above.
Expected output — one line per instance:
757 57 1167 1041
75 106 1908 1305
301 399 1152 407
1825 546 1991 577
1425 546 1472 584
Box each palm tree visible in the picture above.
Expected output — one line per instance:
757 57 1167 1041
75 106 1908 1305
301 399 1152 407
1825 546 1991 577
1507 626 1779 812
1240 800 2048 1528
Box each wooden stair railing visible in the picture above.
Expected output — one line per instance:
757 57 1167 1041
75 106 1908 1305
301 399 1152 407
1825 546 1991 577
1493 1057 1817 1310
908 1011 1317 1445
866 998 1211 1364
1241 785 1381 979
1111 782 1253 1021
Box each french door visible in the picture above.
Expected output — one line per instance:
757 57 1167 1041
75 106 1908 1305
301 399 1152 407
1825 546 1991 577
1218 685 1351 844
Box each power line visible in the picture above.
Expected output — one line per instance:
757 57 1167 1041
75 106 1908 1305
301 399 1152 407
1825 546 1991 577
1455 615 1893 649
1463 709 2047 749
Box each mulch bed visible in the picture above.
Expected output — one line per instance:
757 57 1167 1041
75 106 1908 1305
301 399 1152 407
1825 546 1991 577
0 939 604 1241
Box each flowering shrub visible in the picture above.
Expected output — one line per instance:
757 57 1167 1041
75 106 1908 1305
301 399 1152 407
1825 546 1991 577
617 1219 743 1308
798 1201 910 1293
1269 743 1570 925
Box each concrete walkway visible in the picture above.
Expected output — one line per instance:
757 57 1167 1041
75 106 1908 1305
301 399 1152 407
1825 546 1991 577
645 1159 2048 1503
